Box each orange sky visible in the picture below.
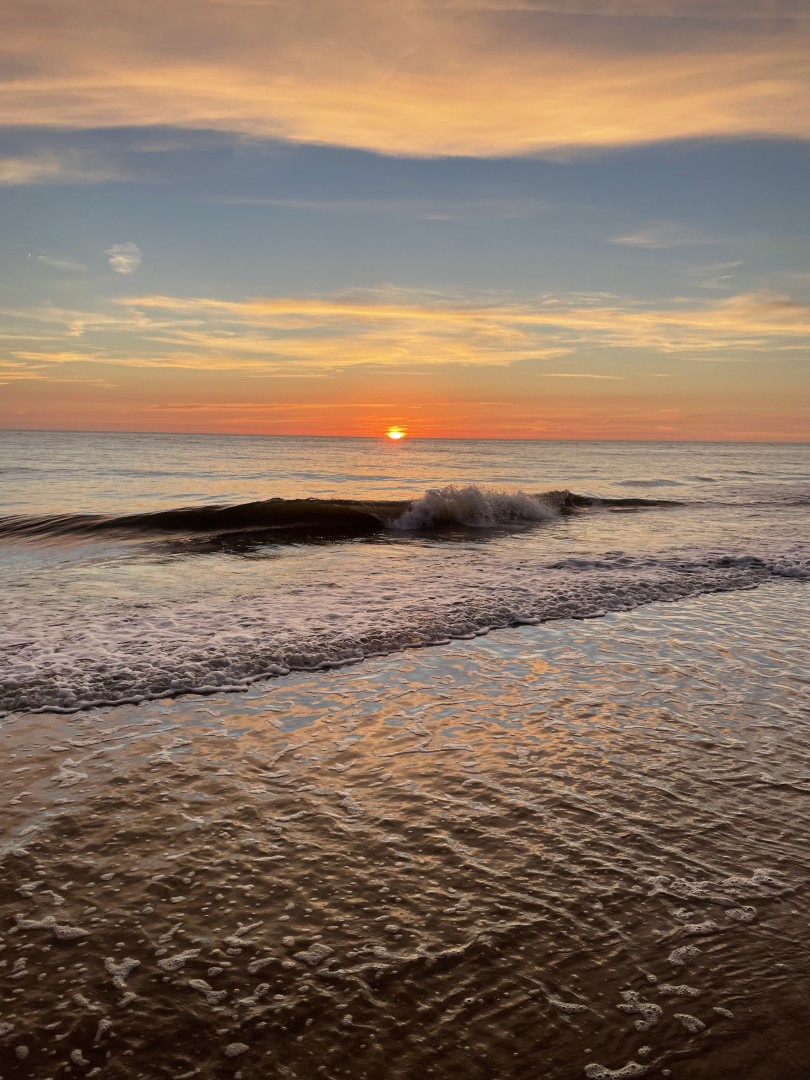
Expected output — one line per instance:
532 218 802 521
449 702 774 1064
1 0 808 439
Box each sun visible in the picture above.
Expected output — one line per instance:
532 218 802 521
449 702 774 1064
385 427 406 440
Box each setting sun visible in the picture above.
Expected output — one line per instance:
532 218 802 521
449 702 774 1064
385 427 406 440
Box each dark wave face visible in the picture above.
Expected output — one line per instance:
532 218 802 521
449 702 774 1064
0 487 681 545
0 499 389 543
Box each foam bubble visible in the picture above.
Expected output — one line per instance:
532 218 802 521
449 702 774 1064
157 949 200 973
293 943 334 966
551 998 590 1014
94 1019 113 1044
224 1043 249 1058
15 914 88 941
658 984 701 998
682 921 720 936
105 956 139 993
617 991 662 1032
188 979 227 1005
584 1062 647 1079
727 907 756 923
668 945 701 967
674 1013 706 1035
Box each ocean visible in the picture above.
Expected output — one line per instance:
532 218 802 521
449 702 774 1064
1 432 808 1079
1 432 807 715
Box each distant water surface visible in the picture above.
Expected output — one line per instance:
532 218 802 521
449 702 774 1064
1 430 807 512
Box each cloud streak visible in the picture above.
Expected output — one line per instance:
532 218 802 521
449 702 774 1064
4 286 810 388
1 1 809 158
0 149 122 185
31 252 87 272
117 288 810 358
611 223 709 248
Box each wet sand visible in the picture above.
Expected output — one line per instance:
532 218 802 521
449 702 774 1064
1 583 808 1080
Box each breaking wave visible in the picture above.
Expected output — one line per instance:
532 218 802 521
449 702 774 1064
0 486 680 545
393 486 560 529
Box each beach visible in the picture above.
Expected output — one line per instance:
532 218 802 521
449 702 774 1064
2 582 808 1079
3 0 810 1072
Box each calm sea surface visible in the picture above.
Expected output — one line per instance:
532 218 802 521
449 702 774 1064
1 433 809 1080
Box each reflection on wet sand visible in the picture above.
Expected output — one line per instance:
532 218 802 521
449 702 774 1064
1 583 808 1079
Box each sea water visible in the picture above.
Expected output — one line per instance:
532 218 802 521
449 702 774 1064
1 432 809 1079
0 432 807 714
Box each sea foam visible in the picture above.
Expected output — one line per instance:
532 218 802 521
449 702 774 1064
393 485 560 530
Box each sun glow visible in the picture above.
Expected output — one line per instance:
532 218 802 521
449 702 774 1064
385 427 406 440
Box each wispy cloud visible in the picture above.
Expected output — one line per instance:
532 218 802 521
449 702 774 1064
540 372 626 379
212 195 552 221
0 360 114 388
611 223 709 249
147 401 405 413
682 260 743 290
117 287 810 356
106 242 142 275
0 150 121 185
445 2 809 16
31 252 87 272
3 286 809 389
0 2 808 158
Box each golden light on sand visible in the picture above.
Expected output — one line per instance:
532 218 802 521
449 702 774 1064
386 427 405 440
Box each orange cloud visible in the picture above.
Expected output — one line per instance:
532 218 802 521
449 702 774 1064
5 288 810 382
1 1 808 157
115 288 810 359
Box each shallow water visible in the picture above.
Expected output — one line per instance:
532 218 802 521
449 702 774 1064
2 584 808 1079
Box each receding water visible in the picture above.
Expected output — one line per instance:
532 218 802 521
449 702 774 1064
1 586 808 1079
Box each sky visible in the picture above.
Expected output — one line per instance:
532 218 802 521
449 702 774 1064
0 0 808 440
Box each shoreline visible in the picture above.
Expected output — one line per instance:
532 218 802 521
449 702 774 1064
2 583 808 1079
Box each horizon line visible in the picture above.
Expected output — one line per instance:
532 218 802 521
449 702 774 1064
0 426 807 445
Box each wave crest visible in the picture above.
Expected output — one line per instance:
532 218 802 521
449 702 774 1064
393 485 561 530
